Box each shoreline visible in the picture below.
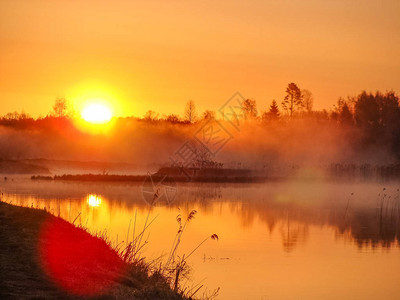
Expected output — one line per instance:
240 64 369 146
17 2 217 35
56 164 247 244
0 201 184 299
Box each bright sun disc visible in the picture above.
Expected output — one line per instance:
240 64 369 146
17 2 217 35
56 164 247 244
81 103 112 124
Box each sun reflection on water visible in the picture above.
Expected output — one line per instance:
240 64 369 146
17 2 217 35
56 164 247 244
86 194 102 207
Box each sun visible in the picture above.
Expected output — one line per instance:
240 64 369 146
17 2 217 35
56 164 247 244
81 103 112 124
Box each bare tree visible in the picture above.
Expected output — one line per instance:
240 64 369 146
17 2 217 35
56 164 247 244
52 98 68 118
184 100 197 123
241 99 258 119
282 83 303 117
143 110 159 121
301 89 313 112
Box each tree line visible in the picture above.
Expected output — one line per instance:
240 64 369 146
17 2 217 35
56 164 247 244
1 83 399 153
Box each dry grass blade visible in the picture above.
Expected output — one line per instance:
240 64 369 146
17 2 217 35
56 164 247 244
211 234 219 241
72 212 81 225
187 210 197 221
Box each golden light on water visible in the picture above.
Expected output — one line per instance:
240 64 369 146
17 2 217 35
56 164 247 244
5 181 400 300
81 103 112 124
86 194 102 207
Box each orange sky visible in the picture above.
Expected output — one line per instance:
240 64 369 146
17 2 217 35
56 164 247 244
1 0 399 118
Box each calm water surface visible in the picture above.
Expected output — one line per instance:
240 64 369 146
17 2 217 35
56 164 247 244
1 178 400 300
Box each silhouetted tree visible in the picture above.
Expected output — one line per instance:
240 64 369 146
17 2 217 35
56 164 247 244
339 102 353 126
376 91 400 129
4 111 21 120
241 99 258 119
354 92 380 132
301 89 313 112
282 83 303 116
165 114 181 124
184 100 197 123
0 110 34 128
262 100 280 121
143 110 159 121
269 100 280 119
375 91 400 154
354 91 400 148
202 110 215 120
52 98 68 118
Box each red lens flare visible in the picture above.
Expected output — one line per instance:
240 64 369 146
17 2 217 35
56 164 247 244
38 217 125 296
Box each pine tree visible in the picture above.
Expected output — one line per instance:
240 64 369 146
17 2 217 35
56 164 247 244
268 100 280 119
262 100 280 121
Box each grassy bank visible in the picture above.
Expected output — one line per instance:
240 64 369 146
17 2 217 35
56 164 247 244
0 201 185 299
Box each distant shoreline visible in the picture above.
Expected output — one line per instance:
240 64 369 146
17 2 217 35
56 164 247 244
30 162 400 184
31 173 270 183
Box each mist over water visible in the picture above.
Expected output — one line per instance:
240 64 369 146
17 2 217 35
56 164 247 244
0 116 398 173
2 179 400 299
